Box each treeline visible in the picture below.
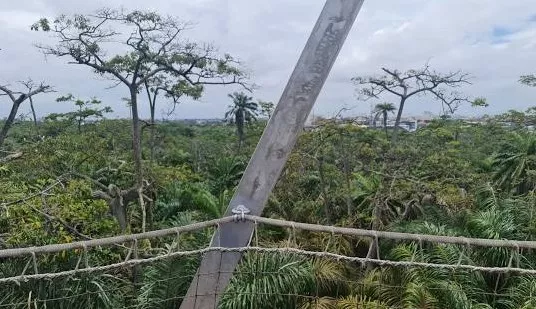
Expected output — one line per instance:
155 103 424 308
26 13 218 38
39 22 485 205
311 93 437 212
1 113 536 307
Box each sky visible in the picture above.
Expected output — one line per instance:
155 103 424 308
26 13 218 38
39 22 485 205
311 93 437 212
1 0 536 120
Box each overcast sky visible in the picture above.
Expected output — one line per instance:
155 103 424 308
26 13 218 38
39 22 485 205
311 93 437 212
1 0 536 120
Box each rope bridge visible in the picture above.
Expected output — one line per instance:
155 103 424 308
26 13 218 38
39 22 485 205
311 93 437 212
1 215 535 307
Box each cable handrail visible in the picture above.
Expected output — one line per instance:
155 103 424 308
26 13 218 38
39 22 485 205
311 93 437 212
0 216 233 258
1 215 535 259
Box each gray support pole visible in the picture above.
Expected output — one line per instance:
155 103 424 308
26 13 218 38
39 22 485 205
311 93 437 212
179 1 364 308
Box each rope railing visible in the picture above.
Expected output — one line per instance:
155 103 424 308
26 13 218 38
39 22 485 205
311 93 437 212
1 267 530 309
1 214 536 285
1 214 535 260
2 246 536 285
245 215 534 249
2 214 536 308
0 216 232 258
0 217 531 277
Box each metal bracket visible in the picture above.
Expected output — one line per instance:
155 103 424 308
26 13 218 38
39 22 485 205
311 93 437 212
231 205 250 222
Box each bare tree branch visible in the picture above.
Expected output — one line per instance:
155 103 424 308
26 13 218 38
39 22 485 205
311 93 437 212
352 64 478 142
0 151 23 163
0 81 53 148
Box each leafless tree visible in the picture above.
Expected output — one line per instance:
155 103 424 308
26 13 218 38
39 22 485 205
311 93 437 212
0 81 52 148
32 8 248 231
21 81 42 137
353 64 485 142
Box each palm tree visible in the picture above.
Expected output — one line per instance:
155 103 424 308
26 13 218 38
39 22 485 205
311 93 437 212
225 92 259 151
219 253 347 309
373 103 396 134
491 133 536 194
208 156 245 209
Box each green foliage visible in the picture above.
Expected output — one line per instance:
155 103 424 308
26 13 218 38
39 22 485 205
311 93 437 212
44 94 112 134
18 9 536 308
492 132 536 194
156 181 222 220
220 253 315 309
136 247 200 309
373 102 396 132
3 179 117 246
220 254 345 309
472 97 489 107
2 106 536 308
258 100 275 118
0 274 128 309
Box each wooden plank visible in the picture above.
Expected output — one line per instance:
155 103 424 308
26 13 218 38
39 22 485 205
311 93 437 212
179 1 364 308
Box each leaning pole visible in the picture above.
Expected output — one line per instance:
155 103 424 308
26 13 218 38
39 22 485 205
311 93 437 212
179 1 365 308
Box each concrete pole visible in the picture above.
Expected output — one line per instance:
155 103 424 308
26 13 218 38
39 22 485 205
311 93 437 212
179 1 364 308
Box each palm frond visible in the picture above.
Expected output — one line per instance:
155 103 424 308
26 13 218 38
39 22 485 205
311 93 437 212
219 252 315 309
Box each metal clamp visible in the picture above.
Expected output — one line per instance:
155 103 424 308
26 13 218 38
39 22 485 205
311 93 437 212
232 205 250 222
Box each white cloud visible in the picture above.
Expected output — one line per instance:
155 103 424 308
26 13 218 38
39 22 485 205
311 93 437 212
0 10 42 30
1 0 536 120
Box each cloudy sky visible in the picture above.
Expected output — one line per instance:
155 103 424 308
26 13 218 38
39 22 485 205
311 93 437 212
1 0 536 120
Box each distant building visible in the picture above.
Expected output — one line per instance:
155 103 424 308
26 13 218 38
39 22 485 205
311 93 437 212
177 118 225 125
371 118 420 132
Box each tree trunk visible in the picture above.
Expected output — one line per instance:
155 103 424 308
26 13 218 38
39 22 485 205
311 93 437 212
0 99 23 148
192 140 202 173
318 155 332 224
130 88 143 187
391 98 406 144
366 194 382 270
129 87 146 233
29 96 39 137
236 111 244 153
149 103 156 162
77 105 82 133
341 143 353 217
145 85 157 163
382 111 388 136
0 151 23 163
129 86 146 291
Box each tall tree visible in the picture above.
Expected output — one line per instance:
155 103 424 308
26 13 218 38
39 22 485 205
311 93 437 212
48 94 112 133
32 8 245 232
225 92 259 151
373 102 396 134
352 64 484 142
143 75 200 162
0 81 52 148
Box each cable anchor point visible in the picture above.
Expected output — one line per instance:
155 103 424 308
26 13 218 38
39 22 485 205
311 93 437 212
232 205 250 222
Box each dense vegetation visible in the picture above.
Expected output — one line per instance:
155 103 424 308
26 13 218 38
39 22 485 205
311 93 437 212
2 111 536 308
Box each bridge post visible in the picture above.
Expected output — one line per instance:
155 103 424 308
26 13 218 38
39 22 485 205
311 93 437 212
179 1 364 308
